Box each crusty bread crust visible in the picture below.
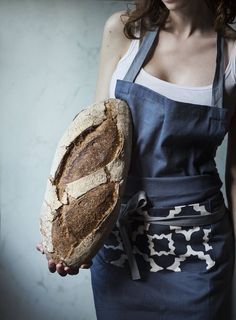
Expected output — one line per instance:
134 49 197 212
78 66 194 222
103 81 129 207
39 98 132 267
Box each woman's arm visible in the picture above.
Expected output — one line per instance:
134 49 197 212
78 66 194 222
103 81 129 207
225 109 236 236
93 10 131 102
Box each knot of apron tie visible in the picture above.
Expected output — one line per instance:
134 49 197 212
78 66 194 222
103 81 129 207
115 190 227 281
116 190 148 281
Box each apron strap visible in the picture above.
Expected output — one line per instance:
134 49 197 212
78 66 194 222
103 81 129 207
123 28 159 82
211 32 225 108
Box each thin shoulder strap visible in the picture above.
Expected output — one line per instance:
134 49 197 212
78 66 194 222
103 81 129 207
211 32 225 108
123 27 160 82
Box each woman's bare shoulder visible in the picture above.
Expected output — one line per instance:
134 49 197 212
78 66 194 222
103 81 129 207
103 10 132 56
225 24 236 40
93 11 131 102
104 10 128 35
224 24 236 63
224 24 236 47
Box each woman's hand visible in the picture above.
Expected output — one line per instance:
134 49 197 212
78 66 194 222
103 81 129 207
36 242 93 277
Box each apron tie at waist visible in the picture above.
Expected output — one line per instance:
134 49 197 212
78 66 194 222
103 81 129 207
116 190 227 281
116 191 147 281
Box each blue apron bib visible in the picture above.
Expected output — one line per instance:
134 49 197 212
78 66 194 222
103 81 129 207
90 27 235 320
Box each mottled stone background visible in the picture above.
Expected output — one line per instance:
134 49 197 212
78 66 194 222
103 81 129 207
0 1 235 319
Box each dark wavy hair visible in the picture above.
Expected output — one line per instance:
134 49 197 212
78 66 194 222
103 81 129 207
122 0 236 39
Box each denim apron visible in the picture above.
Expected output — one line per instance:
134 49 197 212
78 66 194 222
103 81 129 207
90 27 235 320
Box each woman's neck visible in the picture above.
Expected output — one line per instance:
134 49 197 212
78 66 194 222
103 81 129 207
164 1 214 38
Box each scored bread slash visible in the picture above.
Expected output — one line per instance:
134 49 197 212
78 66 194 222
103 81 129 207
39 98 133 268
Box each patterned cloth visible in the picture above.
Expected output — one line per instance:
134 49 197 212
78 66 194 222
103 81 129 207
103 201 219 273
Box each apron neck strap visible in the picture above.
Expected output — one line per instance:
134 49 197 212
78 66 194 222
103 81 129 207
211 32 225 108
123 28 159 82
123 27 224 109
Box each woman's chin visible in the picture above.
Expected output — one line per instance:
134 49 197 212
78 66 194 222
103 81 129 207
161 0 192 11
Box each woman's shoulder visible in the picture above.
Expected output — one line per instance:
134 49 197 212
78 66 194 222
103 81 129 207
224 24 236 52
103 10 132 57
104 10 127 32
223 25 236 80
224 24 236 40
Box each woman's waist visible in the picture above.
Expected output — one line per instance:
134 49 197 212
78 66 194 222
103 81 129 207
118 188 227 228
122 174 223 207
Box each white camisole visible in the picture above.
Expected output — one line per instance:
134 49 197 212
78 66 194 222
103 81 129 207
109 36 236 111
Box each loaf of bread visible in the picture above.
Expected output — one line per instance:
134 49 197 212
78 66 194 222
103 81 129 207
39 98 133 268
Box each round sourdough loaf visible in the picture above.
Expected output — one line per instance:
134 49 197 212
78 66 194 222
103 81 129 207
39 98 133 268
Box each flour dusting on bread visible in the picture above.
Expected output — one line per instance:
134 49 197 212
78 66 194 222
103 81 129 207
39 98 132 267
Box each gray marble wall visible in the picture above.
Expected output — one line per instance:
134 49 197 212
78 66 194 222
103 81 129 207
0 1 235 319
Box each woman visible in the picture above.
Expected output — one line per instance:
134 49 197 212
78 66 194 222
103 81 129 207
37 0 236 319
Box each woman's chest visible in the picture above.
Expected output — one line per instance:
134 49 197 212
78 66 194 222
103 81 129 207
143 33 234 87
